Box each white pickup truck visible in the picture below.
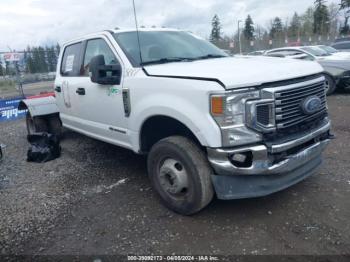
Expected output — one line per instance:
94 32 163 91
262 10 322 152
19 28 332 215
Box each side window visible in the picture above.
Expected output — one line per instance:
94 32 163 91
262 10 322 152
82 39 119 76
61 42 82 77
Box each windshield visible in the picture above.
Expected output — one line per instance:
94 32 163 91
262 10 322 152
114 31 228 66
318 45 338 54
301 46 331 57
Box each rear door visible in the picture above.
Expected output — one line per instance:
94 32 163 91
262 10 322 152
55 42 84 127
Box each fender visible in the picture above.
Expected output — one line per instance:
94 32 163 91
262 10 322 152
18 96 59 117
129 93 222 150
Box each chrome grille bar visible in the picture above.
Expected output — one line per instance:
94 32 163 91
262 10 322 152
254 76 328 132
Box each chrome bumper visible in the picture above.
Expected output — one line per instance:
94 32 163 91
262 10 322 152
207 122 331 176
207 122 332 200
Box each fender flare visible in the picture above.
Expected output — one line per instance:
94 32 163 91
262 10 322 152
18 96 59 117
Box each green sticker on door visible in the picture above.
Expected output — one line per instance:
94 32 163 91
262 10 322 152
108 87 120 96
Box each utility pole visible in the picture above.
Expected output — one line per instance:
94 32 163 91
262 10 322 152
238 20 243 54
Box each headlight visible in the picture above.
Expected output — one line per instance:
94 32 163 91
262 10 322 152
210 88 262 147
210 88 260 127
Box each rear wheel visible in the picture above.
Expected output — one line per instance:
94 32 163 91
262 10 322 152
324 74 337 96
26 113 48 135
147 136 214 215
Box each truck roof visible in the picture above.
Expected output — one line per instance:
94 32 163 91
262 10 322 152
63 27 182 46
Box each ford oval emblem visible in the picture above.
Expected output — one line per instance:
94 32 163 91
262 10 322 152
302 96 322 115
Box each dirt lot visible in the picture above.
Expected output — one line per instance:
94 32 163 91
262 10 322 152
0 93 349 259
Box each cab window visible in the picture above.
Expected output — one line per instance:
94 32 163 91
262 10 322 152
82 39 119 76
61 42 82 77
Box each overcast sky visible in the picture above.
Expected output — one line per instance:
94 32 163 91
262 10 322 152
0 0 339 51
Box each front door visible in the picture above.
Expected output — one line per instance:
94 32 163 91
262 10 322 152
69 37 130 148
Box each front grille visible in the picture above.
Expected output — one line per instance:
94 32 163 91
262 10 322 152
274 81 327 130
256 104 270 126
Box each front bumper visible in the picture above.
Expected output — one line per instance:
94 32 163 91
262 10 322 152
207 122 332 200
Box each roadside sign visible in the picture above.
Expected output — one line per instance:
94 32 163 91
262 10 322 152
3 53 21 62
0 97 27 122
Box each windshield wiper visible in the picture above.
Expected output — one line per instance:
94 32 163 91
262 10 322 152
193 54 227 60
141 57 194 66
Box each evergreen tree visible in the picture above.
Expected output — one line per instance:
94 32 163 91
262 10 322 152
341 0 350 9
210 15 222 43
0 62 3 77
32 47 40 73
269 17 284 47
55 43 61 58
289 12 301 39
243 15 255 41
38 46 48 72
25 46 35 74
313 0 330 35
328 3 340 37
300 7 315 37
46 46 57 72
5 61 11 75
270 17 283 38
340 0 350 35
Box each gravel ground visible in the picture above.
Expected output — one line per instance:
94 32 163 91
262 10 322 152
0 93 349 259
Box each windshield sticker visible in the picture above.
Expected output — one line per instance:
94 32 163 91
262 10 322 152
65 55 75 72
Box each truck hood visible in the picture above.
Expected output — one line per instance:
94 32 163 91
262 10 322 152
144 56 323 89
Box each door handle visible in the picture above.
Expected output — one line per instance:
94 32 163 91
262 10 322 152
55 86 61 93
76 88 86 95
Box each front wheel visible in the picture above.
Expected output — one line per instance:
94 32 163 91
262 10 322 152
147 136 214 215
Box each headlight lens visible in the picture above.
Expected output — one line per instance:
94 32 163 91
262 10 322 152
210 88 260 127
210 89 262 147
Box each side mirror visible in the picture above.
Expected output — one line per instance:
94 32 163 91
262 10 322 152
90 55 121 85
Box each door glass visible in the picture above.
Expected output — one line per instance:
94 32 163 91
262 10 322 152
82 39 119 76
61 42 82 77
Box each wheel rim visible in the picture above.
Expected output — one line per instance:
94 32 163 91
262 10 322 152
159 159 189 197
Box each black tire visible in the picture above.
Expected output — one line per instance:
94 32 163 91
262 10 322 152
26 113 48 135
147 136 214 215
324 74 337 96
47 115 62 137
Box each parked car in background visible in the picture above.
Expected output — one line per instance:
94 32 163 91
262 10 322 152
247 50 266 56
265 46 350 95
334 37 350 43
332 41 350 52
316 45 350 60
